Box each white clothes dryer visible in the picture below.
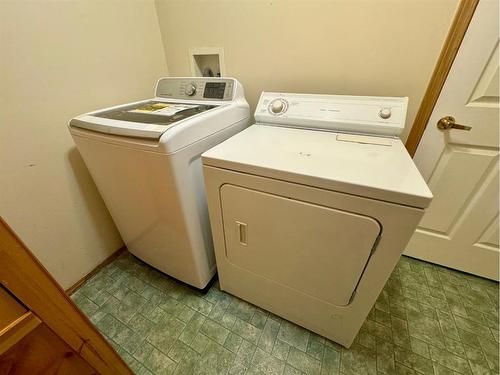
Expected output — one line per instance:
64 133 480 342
202 92 432 347
69 77 250 288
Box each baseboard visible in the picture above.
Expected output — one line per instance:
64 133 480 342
66 246 126 295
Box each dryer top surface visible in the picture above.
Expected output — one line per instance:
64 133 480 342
202 124 432 208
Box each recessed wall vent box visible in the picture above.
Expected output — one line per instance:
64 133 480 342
189 47 226 77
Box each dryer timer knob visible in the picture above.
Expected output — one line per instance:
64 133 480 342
185 83 197 96
379 108 392 119
271 100 285 114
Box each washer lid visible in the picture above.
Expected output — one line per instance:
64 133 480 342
202 125 433 208
70 100 218 139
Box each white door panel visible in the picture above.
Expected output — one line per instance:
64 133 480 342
419 146 497 233
406 0 499 280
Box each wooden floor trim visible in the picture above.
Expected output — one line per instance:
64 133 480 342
66 246 126 295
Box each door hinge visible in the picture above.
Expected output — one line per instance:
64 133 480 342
370 234 382 256
348 290 357 304
348 233 382 304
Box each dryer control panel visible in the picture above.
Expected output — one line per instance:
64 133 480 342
255 92 408 137
156 77 235 101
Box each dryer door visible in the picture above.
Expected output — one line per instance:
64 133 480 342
220 185 381 306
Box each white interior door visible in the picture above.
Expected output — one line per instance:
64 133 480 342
404 0 499 280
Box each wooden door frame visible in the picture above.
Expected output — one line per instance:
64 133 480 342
405 0 480 156
0 218 132 374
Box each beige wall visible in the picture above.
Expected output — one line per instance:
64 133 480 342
155 0 459 141
0 0 168 289
0 0 459 289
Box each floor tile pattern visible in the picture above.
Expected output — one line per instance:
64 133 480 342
72 253 499 374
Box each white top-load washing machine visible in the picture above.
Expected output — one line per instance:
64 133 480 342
69 77 249 288
202 92 433 347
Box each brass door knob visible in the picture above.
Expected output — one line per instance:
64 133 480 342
437 116 472 131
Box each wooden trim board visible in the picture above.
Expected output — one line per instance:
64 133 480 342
0 312 41 355
405 0 479 156
66 246 126 295
0 217 132 374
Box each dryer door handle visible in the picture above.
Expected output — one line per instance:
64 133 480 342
236 221 248 246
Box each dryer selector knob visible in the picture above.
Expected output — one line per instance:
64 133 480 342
269 99 288 115
379 107 392 119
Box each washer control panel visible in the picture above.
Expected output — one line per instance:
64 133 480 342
156 78 235 101
255 92 408 137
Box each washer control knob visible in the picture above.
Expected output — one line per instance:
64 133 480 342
185 83 197 96
271 100 285 114
379 107 392 119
